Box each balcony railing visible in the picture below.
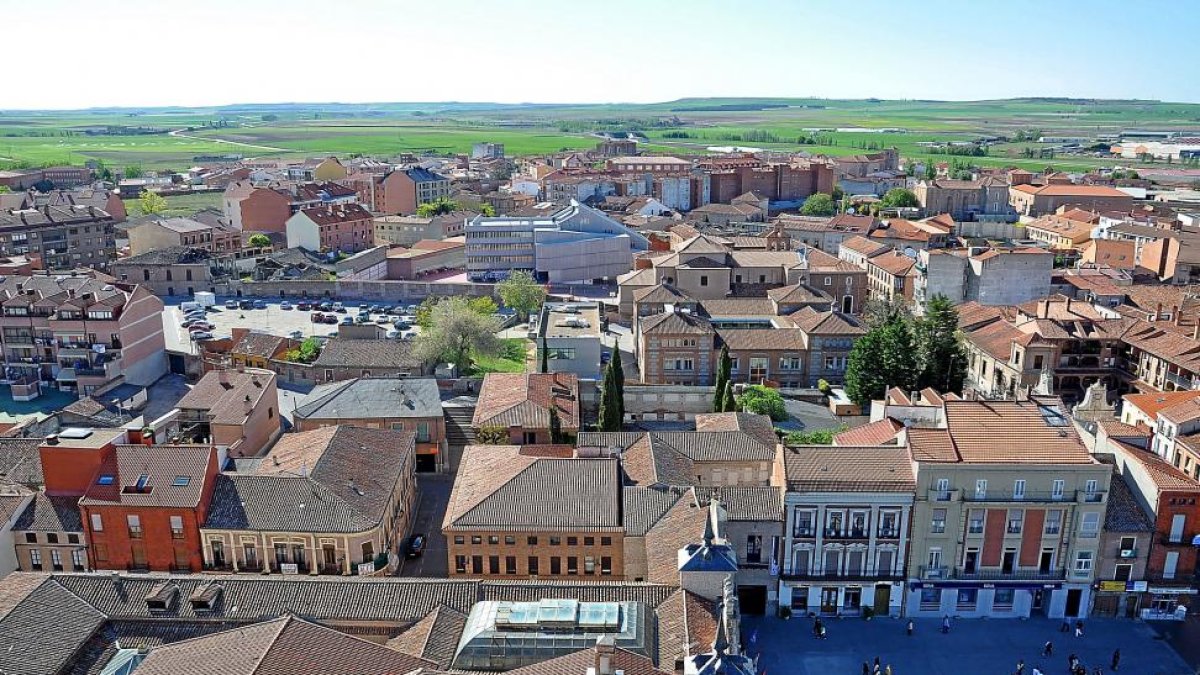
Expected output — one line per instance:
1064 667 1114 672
1159 534 1198 547
792 527 816 538
319 564 345 575
782 566 905 581
960 490 1104 503
823 528 871 540
953 567 1066 581
202 563 234 572
919 565 950 579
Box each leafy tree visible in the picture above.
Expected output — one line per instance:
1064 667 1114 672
720 380 736 413
800 193 836 217
413 296 501 374
0 186 9 194
123 165 144 179
478 203 497 217
844 314 919 407
540 335 549 373
247 233 271 249
923 161 937 181
915 294 968 394
817 378 832 396
879 188 920 210
738 385 787 421
831 185 845 202
610 346 625 405
783 427 845 445
862 296 911 330
713 345 732 412
549 407 563 443
139 190 168 216
94 161 114 182
414 297 439 329
415 196 459 217
476 426 508 444
496 270 546 322
467 295 498 316
283 337 322 363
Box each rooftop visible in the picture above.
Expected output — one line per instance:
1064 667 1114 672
782 445 915 492
294 377 442 421
473 373 581 430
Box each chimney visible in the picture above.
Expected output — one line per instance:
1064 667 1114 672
1157 302 1164 320
593 636 616 675
1065 297 1071 313
44 434 59 446
1173 305 1181 326
1193 323 1199 341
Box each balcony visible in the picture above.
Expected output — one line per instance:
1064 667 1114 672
1 333 34 346
823 528 871 540
319 564 345 576
928 489 961 502
792 527 816 538
953 567 1066 581
1165 371 1199 391
919 565 950 579
782 566 904 581
877 529 901 540
960 490 1104 504
1159 534 1198 547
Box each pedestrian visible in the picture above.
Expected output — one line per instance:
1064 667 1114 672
862 662 869 675
885 666 892 675
872 662 880 674
813 617 823 639
818 624 827 640
906 619 914 636
1043 640 1053 657
1068 653 1078 672
1092 668 1103 675
941 615 951 633
874 656 881 670
1075 620 1084 638
1060 620 1071 633
1110 649 1120 671
1016 658 1025 675
1031 668 1043 675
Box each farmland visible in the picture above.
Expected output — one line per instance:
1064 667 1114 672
2 97 1200 173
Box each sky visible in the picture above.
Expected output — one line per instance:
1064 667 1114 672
2 0 1198 110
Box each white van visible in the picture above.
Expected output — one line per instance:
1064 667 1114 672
180 301 202 314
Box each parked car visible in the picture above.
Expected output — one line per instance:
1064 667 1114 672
393 320 412 330
400 329 417 340
310 312 325 323
252 300 268 309
341 316 354 325
297 301 311 311
191 331 214 341
224 300 239 310
323 314 340 324
385 329 400 339
355 314 371 324
374 316 391 324
332 302 346 313
288 330 304 339
239 300 253 310
280 301 293 310
369 304 382 313
317 302 333 312
405 534 426 558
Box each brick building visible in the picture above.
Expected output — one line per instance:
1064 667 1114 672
472 373 580 444
285 203 374 253
173 368 281 460
0 205 116 271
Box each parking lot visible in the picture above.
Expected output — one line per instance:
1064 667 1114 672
164 298 424 354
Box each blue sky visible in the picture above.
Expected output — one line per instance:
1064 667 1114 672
2 0 1197 109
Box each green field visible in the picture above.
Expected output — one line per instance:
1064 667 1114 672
3 97 1200 173
123 191 223 218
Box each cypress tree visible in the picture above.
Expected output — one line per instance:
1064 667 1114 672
540 335 549 373
610 347 625 421
721 380 737 412
549 407 563 443
598 361 622 431
712 345 731 412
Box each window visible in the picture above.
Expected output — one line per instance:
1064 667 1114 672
527 536 538 545
1007 509 1023 534
471 556 483 574
455 555 468 573
96 475 114 486
567 536 578 546
601 536 612 546
1052 479 1065 500
127 514 142 538
23 533 36 544
172 476 191 487
1045 510 1062 535
505 556 517 575
1080 512 1100 537
584 555 596 574
471 535 482 545
68 533 79 545
170 515 184 539
957 588 977 610
29 549 41 570
927 547 942 571
994 588 1015 610
567 557 578 575
968 509 984 534
71 549 86 571
488 535 499 544
1085 479 1098 499
1013 479 1026 499
584 537 594 546
550 557 561 574
550 537 561 546
746 535 763 564
920 588 940 611
505 536 516 545
935 478 950 500
454 536 464 545
528 556 539 575
1074 551 1094 574
794 509 815 536
700 275 709 287
601 556 612 575
930 508 946 534
50 550 63 572
824 276 832 286
975 479 988 499
488 556 500 574
1115 563 1133 581
779 356 803 371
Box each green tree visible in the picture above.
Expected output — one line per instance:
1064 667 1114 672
610 346 625 420
415 196 459 217
0 186 10 194
283 337 322 363
738 385 786 421
598 361 622 431
844 314 919 407
413 296 501 374
247 233 271 249
800 193 836 217
414 297 439 329
476 426 508 444
139 190 168 216
713 345 732 412
467 295 498 316
123 165 144 179
720 380 736 413
879 188 920 210
549 407 563 443
915 294 968 394
540 335 549 373
496 270 546 322
783 427 844 445
923 161 937 181
478 203 497 217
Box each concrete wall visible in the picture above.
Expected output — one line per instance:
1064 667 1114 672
967 253 1053 306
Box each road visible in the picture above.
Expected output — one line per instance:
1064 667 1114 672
168 128 290 153
394 474 452 577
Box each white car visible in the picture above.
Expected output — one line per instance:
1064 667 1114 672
191 331 215 341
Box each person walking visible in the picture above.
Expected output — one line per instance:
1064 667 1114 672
813 617 823 639
1074 620 1084 638
1031 667 1043 675
1110 649 1120 671
941 615 951 633
906 620 914 637
1016 658 1025 675
873 656 881 671
862 662 870 675
884 665 892 675
1043 641 1053 657
1068 653 1078 672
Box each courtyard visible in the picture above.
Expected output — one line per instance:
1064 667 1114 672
743 614 1192 675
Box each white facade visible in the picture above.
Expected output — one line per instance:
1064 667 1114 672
284 212 321 252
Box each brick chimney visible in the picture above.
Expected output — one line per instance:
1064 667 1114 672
1173 305 1181 326
593 635 616 675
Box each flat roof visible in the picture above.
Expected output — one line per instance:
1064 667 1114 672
540 303 601 338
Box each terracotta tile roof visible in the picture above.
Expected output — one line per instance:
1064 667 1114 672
839 235 890 258
965 319 1026 361
1085 239 1137 268
834 418 904 446
623 486 688 536
1104 466 1155 532
870 219 931 243
13 493 82 532
790 308 865 336
638 311 714 336
1013 184 1130 197
79 445 214 508
644 491 707 583
1023 215 1095 244
176 369 275 426
385 604 467 669
230 331 286 360
870 251 917 276
1123 390 1200 419
694 412 778 446
0 438 44 487
504 645 669 675
676 234 732 255
766 283 833 305
694 485 783 521
717 327 808 351
940 398 1095 464
1114 439 1200 493
699 297 778 317
472 373 580 430
906 427 959 462
656 589 717 670
579 430 776 486
133 615 433 675
311 339 421 370
782 445 915 492
0 577 105 675
633 283 693 304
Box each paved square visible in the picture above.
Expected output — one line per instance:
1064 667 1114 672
742 615 1191 675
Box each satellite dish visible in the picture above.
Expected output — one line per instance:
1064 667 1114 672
903 247 918 259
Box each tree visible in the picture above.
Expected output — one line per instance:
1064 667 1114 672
476 426 508 444
720 380 736 413
609 346 625 418
467 295 498 316
415 196 459 217
862 296 911 330
123 165 144 179
247 233 271 249
879 188 919 210
414 297 440 329
139 190 168 216
713 345 732 412
598 361 622 431
549 407 563 444
738 385 786 421
413 296 501 374
923 161 937 181
915 294 968 394
0 186 9 194
496 270 546 322
283 337 322 363
478 203 497 217
844 314 919 407
540 335 549 373
783 427 844 445
800 193 836 217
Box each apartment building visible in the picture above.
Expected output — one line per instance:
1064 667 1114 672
472 373 580 444
1009 184 1133 217
0 271 167 399
201 426 417 575
778 445 916 617
126 216 241 256
224 181 360 233
913 247 1054 309
466 200 649 283
0 205 116 271
1023 213 1097 250
905 398 1112 619
373 211 469 247
173 368 281 460
444 445 624 579
109 246 236 297
292 377 446 472
285 203 373 253
866 250 917 305
376 168 451 215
